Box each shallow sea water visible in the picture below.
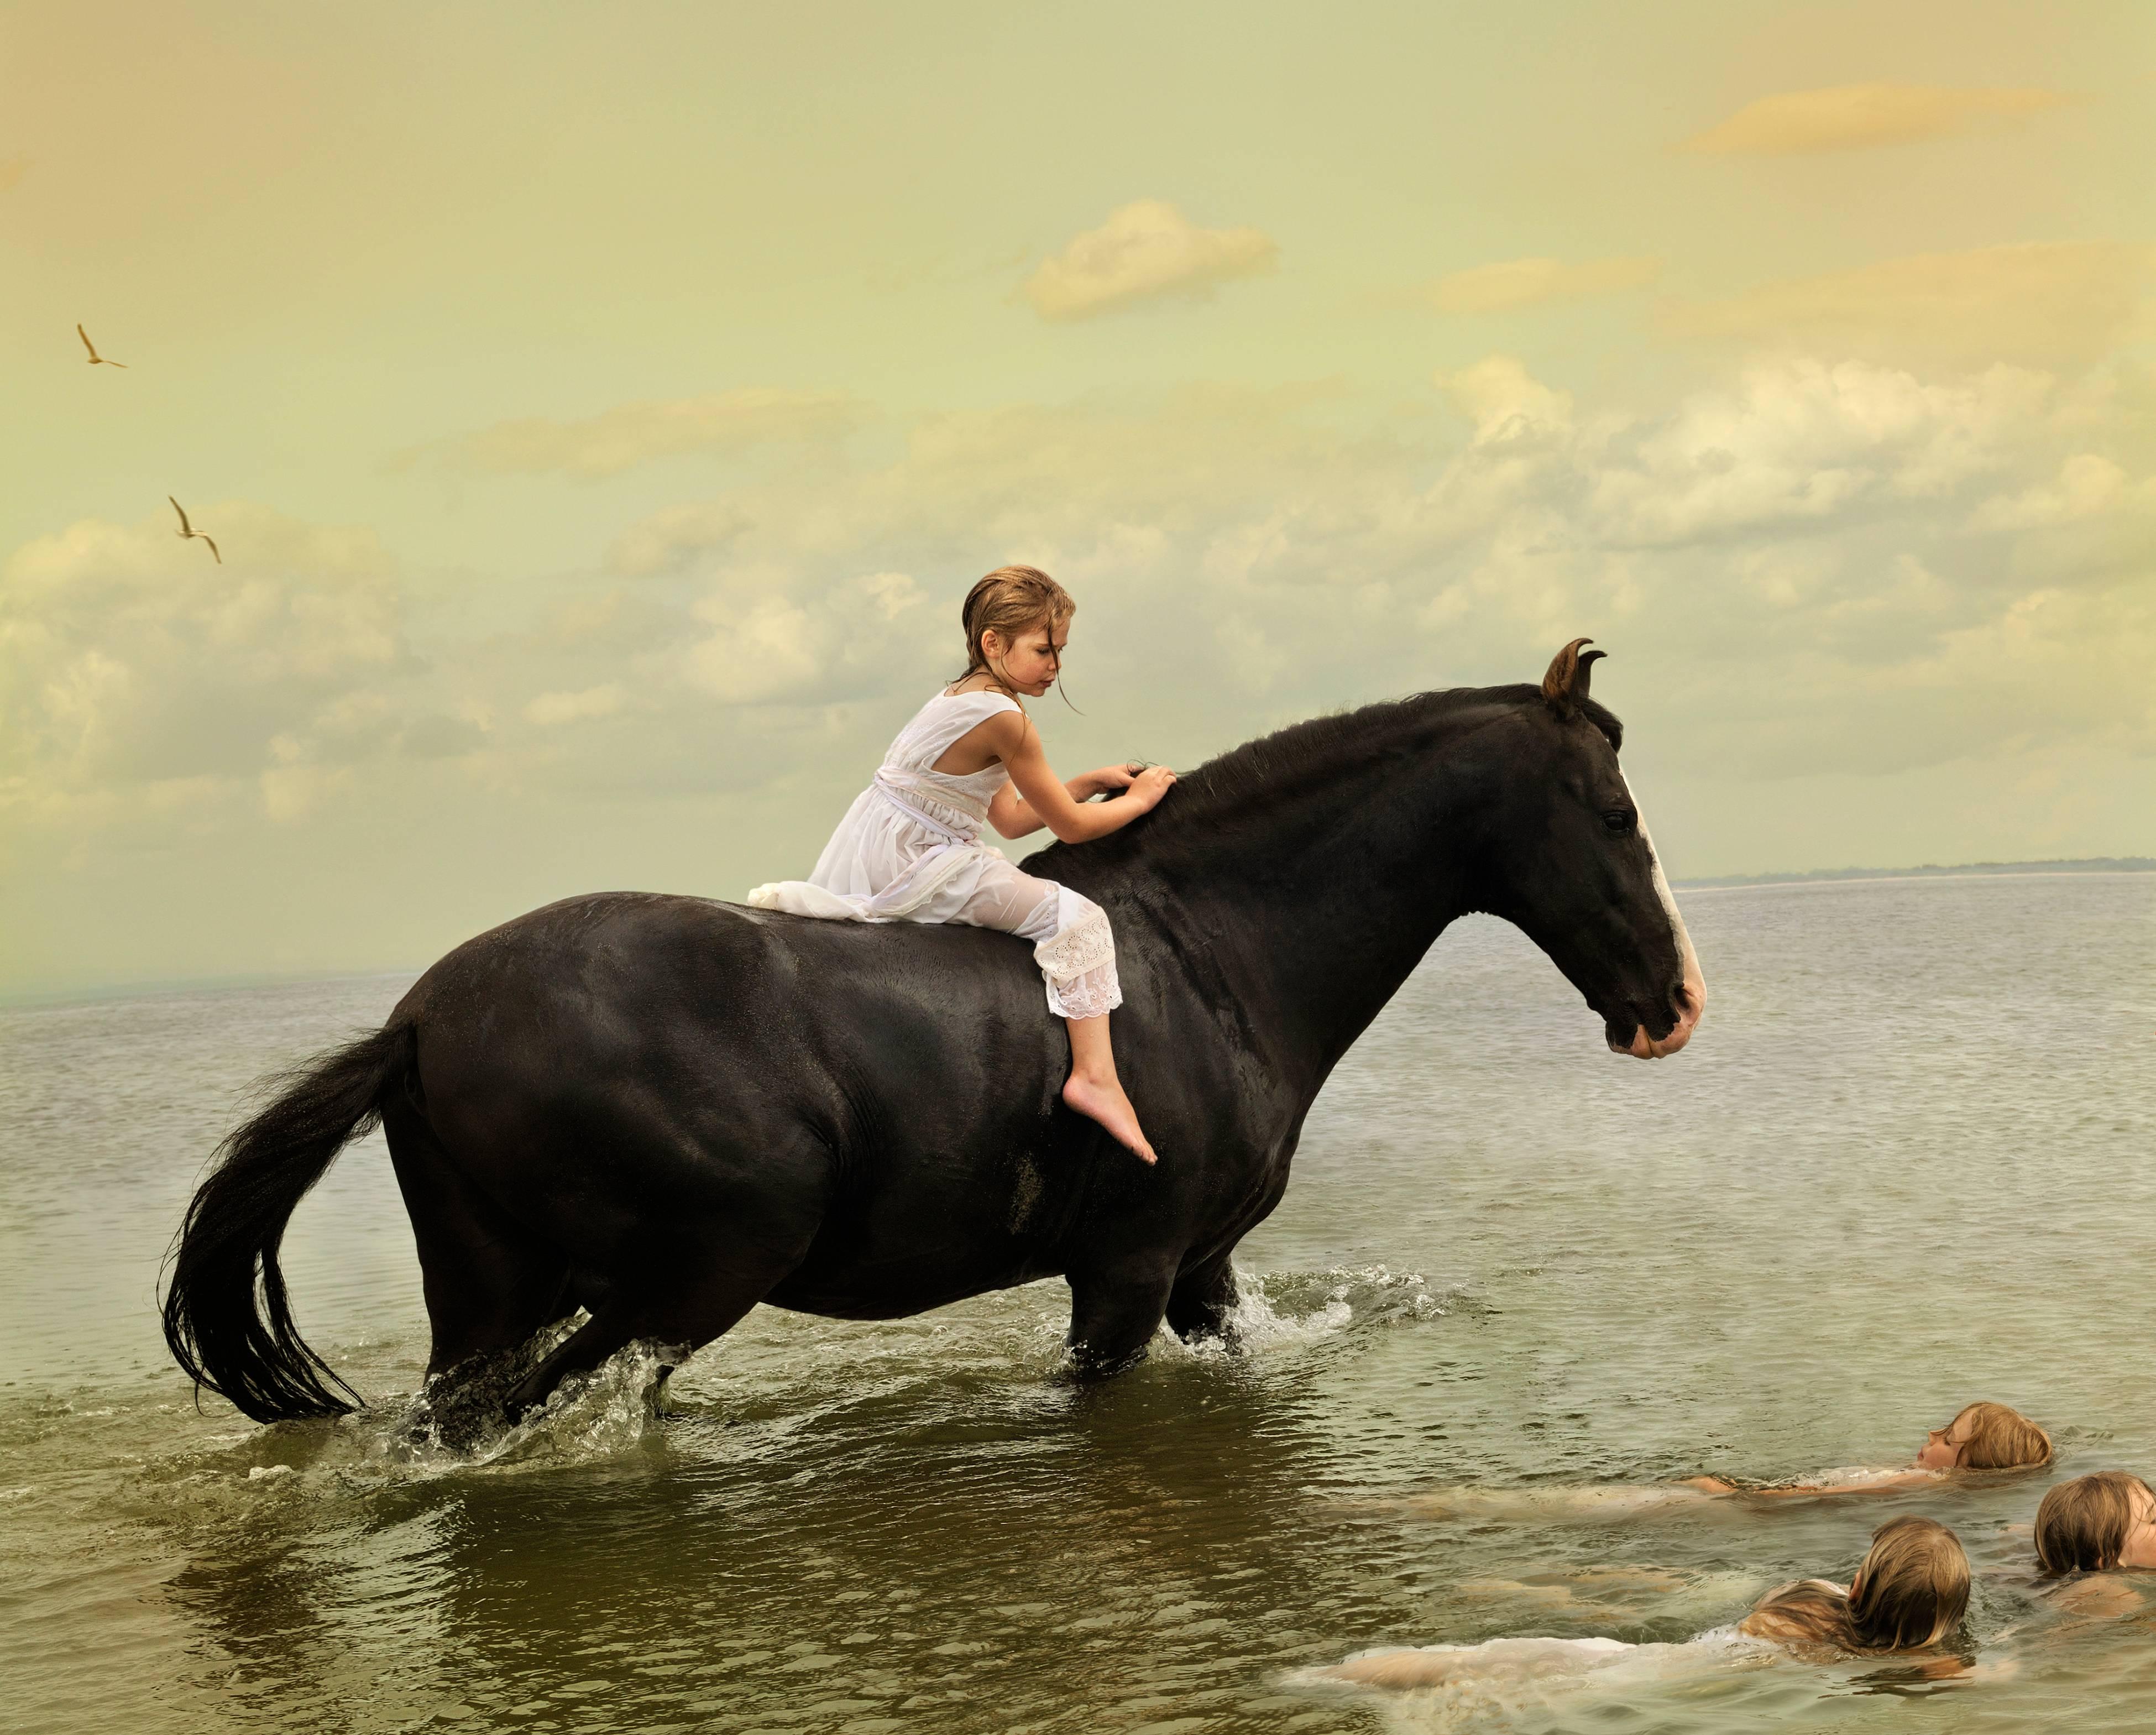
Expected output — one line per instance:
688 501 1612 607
2 874 2152 1733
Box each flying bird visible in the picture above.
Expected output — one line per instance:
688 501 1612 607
77 324 127 367
169 496 221 563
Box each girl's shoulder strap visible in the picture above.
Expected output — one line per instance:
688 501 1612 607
933 687 1023 727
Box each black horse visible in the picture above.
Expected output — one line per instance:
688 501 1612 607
164 640 1703 1426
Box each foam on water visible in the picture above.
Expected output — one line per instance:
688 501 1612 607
1158 1263 1466 1363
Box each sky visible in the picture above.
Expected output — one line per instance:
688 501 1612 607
2 1 2152 996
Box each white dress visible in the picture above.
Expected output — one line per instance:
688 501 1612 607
747 689 1122 1020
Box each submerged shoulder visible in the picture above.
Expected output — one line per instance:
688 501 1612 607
1739 1579 1849 1645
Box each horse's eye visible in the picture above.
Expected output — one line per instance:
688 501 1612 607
1602 809 1636 835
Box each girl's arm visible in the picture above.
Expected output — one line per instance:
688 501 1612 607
1684 1469 1944 1499
1751 1471 1944 1499
989 763 1143 839
983 715 1173 843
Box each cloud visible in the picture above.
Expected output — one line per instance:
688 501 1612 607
1586 359 2053 546
1678 84 2072 155
1730 576 2156 778
581 355 2152 788
8 353 2149 902
684 571 933 706
1428 255 1660 314
1969 453 2147 532
1663 243 2156 371
524 684 627 726
605 501 752 577
399 388 859 480
1434 356 1576 443
1022 200 1278 321
0 506 450 822
0 156 29 192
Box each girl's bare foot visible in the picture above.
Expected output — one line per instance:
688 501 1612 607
1062 1073 1157 1164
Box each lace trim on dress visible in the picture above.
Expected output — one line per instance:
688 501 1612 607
1033 904 1116 983
1046 959 1122 1020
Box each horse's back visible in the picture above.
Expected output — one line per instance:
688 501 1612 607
397 890 1045 1038
388 891 1086 1306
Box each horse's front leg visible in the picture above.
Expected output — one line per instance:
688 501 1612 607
1064 1250 1178 1378
1164 1250 1242 1346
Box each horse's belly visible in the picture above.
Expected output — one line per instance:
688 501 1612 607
762 1248 1058 1322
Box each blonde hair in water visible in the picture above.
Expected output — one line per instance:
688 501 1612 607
2036 1472 2155 1572
1947 1400 2052 1470
1742 1517 1969 1653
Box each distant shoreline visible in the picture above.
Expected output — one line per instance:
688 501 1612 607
1674 856 2155 892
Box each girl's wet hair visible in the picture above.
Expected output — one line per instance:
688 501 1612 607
2035 1471 2155 1572
956 565 1076 702
1743 1517 1970 1653
1949 1401 2052 1470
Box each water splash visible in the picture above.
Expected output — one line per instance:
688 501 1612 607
380 1332 682 1473
185 1321 685 1491
194 1261 1463 1486
1152 1263 1466 1363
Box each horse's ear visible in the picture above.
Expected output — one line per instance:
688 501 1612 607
1541 637 1606 718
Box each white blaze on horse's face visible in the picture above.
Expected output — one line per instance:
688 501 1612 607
1617 772 1705 1060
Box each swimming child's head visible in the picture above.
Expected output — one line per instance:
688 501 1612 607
1742 1517 1969 1653
959 565 1076 699
1914 1401 2052 1471
1846 1516 1971 1648
2035 1472 2156 1572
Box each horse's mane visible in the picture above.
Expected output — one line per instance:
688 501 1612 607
1034 682 1623 875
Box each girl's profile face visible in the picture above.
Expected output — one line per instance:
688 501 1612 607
984 620 1069 697
2117 1484 2156 1569
1916 1417 1969 1470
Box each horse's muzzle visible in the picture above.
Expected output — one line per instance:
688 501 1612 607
1610 974 1705 1060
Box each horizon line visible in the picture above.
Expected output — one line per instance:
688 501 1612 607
3 855 2149 1011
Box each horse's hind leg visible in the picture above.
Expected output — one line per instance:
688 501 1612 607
383 1098 569 1377
500 1248 802 1419
499 1139 833 1418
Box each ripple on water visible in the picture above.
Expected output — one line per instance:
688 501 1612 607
2 876 2154 1733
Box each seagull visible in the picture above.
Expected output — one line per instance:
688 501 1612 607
78 324 127 367
169 496 221 563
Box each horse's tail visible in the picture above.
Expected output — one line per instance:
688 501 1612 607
161 1020 417 1422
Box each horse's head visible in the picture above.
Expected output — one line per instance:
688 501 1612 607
1477 640 1704 1059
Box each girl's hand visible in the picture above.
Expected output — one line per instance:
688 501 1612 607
1080 762 1146 799
1127 765 1177 811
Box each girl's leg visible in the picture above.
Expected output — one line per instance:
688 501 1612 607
949 868 1155 1163
1061 1013 1155 1166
